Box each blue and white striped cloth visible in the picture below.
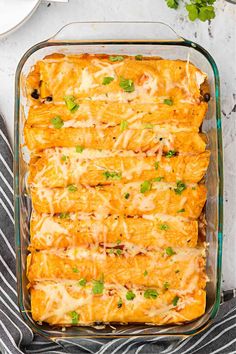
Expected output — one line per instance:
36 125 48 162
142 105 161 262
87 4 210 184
0 114 236 354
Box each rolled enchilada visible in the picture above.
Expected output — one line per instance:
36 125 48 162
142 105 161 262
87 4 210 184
31 281 206 325
24 126 206 153
30 212 198 250
29 149 210 188
30 182 206 217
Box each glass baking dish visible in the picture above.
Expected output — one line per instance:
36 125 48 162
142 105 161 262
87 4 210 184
14 22 223 346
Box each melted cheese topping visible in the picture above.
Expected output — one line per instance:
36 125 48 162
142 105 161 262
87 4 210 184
26 54 208 326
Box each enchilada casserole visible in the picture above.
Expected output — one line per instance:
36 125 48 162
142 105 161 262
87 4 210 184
25 54 210 326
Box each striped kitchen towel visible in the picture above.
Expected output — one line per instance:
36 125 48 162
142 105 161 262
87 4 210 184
0 114 236 354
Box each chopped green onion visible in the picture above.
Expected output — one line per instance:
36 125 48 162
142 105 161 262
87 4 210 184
160 224 169 231
163 281 170 290
51 116 64 129
119 77 135 93
109 56 124 62
165 150 176 158
154 161 159 170
59 212 70 219
120 120 128 131
117 298 123 308
69 311 79 325
166 247 176 256
92 277 104 295
78 278 87 286
61 155 67 161
172 295 180 307
76 145 84 153
177 208 185 213
64 95 79 112
163 98 173 106
102 77 114 85
143 123 154 129
126 290 136 301
116 248 122 256
67 184 78 192
140 180 152 193
152 176 164 182
72 267 79 273
144 289 158 299
174 181 187 195
103 171 122 180
135 55 143 61
116 239 121 245
144 270 148 276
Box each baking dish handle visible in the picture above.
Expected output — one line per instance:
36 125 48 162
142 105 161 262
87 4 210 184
54 335 187 353
49 21 184 42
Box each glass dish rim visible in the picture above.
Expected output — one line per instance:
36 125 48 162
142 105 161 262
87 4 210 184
14 24 223 340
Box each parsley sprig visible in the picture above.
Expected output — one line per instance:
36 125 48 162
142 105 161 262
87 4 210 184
165 0 216 22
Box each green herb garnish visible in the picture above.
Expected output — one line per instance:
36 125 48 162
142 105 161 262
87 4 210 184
152 177 164 182
103 171 122 180
69 311 80 325
165 150 176 158
119 77 135 93
140 180 152 193
177 208 185 213
154 161 159 170
135 55 143 61
67 184 78 192
64 95 79 112
109 56 124 62
92 277 104 295
117 298 123 308
163 282 170 290
51 116 64 129
174 181 187 195
144 270 148 276
59 212 70 219
172 295 180 306
61 155 67 161
144 289 158 299
72 267 79 273
78 278 87 286
163 99 173 106
76 145 84 153
160 224 169 231
143 123 154 129
120 120 128 131
126 290 136 301
124 193 130 199
116 248 122 256
102 77 114 85
166 247 176 256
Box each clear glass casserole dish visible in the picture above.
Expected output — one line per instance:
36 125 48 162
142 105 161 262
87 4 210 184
14 22 223 346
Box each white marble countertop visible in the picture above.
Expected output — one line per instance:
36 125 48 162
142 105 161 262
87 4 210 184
0 0 235 290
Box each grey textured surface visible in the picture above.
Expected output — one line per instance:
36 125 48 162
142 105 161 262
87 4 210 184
0 0 235 289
